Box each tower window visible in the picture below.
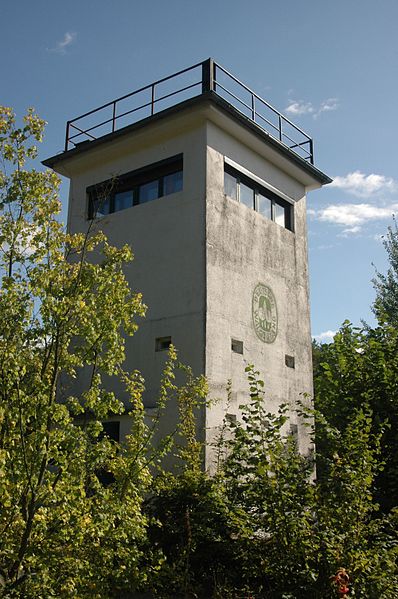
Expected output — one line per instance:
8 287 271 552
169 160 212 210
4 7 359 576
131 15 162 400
290 423 298 441
155 336 172 352
285 354 295 368
231 338 243 354
224 164 293 231
88 154 183 219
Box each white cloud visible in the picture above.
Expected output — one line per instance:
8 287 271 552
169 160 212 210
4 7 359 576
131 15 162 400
313 98 339 119
49 32 76 54
318 202 398 229
316 243 336 250
329 171 397 197
285 97 339 119
313 330 337 343
339 225 362 236
285 101 314 116
319 98 339 113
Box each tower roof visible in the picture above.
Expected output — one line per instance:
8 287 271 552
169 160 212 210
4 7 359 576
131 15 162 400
43 59 331 188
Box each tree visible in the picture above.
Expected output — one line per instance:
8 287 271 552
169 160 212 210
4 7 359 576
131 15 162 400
147 365 398 598
313 321 398 513
373 215 398 326
2 106 397 598
0 107 155 597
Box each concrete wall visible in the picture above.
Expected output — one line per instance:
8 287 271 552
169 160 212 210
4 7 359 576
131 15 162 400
61 104 315 468
63 119 208 441
204 121 313 468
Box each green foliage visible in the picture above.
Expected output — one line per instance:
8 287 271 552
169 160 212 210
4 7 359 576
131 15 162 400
147 365 398 598
2 107 398 598
373 215 398 326
0 107 152 597
314 321 398 512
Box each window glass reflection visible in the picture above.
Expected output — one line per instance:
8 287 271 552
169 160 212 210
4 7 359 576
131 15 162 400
274 202 286 227
164 171 183 195
139 180 159 203
258 194 272 220
95 195 111 217
240 182 255 209
224 171 237 200
114 190 133 212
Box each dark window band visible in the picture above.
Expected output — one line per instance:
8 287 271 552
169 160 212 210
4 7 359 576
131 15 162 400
88 154 183 219
224 163 293 231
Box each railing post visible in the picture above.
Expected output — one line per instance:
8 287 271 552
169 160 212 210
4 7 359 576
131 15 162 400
251 95 256 121
309 139 314 164
151 84 155 115
202 58 215 93
278 115 283 142
64 121 70 152
112 102 116 132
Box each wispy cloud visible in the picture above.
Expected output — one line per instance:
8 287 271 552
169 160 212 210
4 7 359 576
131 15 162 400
330 171 397 197
317 202 398 234
340 225 361 236
48 32 76 54
313 330 337 343
313 98 339 119
285 101 314 116
285 97 339 119
316 243 336 250
319 98 339 113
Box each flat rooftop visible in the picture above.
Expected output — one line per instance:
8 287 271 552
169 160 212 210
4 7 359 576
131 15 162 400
43 59 331 185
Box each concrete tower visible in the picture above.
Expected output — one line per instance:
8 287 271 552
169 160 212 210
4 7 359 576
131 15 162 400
44 59 331 469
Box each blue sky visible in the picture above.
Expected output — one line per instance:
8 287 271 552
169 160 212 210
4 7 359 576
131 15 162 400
2 0 397 340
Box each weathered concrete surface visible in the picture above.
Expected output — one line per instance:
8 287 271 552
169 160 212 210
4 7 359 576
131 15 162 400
204 121 314 468
49 99 324 468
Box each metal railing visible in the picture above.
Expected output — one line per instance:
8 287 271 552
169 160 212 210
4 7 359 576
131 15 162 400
64 58 314 164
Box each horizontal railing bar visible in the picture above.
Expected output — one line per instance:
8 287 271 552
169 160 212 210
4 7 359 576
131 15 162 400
214 62 311 140
288 140 311 150
216 81 308 146
146 80 201 107
69 115 118 138
282 131 303 146
281 131 310 155
70 81 202 143
214 82 257 113
68 61 203 125
109 100 153 122
65 59 314 163
251 108 282 134
69 123 97 141
287 145 310 158
214 82 275 130
214 72 311 146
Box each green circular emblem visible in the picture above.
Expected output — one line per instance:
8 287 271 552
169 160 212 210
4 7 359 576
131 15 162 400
252 283 278 343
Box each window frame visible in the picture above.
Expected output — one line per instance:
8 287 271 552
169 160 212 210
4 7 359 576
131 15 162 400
87 154 183 219
224 163 294 232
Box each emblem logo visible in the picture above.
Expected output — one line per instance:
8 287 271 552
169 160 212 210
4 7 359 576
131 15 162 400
252 283 278 343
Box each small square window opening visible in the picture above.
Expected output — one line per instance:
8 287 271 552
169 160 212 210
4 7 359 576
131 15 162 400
155 336 172 352
231 339 243 354
285 354 295 368
290 423 298 440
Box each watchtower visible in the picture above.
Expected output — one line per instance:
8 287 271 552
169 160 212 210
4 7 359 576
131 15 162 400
44 59 331 468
